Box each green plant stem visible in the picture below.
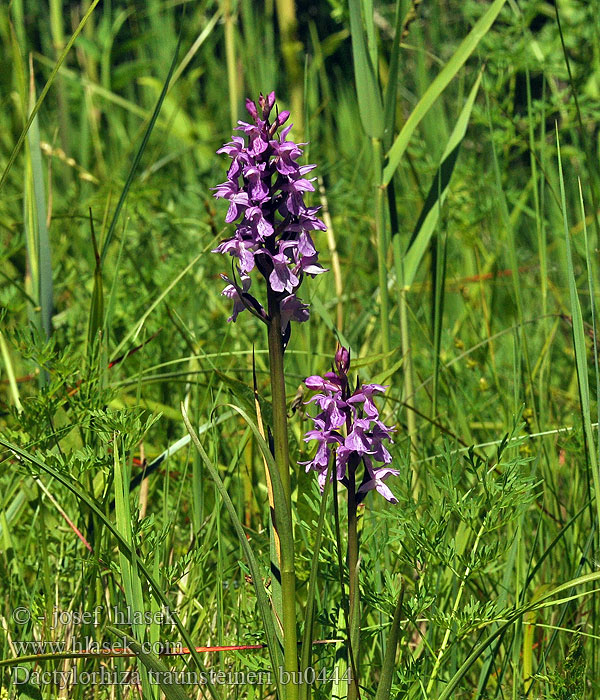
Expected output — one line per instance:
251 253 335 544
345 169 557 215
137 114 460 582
267 288 298 700
372 137 390 362
267 292 292 503
426 521 485 695
347 470 360 700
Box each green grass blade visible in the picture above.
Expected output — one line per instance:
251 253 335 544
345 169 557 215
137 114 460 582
438 571 600 700
181 404 285 700
348 0 383 139
382 0 403 149
109 251 203 361
0 436 219 700
557 133 600 534
401 69 482 288
383 0 506 185
298 468 332 700
112 437 153 698
106 626 192 700
0 0 101 193
26 62 53 339
100 20 182 264
374 583 404 700
0 331 23 412
87 209 104 353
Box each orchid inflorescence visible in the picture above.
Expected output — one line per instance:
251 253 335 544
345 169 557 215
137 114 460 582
301 346 399 503
212 91 327 343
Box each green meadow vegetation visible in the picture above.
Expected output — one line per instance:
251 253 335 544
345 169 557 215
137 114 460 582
1 0 600 698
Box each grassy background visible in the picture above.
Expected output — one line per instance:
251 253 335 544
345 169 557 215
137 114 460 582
1 0 600 698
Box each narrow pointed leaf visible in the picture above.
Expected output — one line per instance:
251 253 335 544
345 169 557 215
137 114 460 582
401 70 482 289
349 0 384 138
383 0 506 185
181 404 285 699
0 0 101 192
0 436 219 699
558 136 600 531
106 627 192 700
375 583 404 700
100 20 182 263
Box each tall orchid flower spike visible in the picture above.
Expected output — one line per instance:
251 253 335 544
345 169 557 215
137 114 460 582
212 91 327 346
301 345 399 503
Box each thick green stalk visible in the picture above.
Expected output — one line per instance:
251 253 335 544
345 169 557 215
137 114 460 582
267 289 298 700
347 471 360 700
372 137 390 361
267 292 292 502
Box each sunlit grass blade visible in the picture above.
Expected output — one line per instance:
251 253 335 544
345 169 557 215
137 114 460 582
348 0 383 139
0 331 23 412
557 133 600 535
181 404 285 700
0 436 219 700
383 0 507 185
106 626 192 700
0 0 101 193
401 69 482 289
100 19 182 264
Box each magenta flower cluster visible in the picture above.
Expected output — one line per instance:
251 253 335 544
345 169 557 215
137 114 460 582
301 347 399 503
212 92 326 338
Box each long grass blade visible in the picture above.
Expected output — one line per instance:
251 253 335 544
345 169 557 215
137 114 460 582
557 133 600 533
401 69 482 289
106 626 192 700
26 59 53 339
0 0 101 192
383 0 506 185
348 0 383 139
100 17 182 263
181 404 285 700
0 436 220 700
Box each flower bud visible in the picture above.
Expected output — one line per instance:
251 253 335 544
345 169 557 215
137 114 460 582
335 345 351 376
245 98 258 121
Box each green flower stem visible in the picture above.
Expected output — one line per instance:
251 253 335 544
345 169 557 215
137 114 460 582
347 472 360 700
267 289 298 700
372 137 390 363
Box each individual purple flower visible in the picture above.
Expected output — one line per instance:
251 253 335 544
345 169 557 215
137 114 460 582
220 273 252 322
212 92 327 340
300 346 398 503
357 462 400 504
280 295 309 331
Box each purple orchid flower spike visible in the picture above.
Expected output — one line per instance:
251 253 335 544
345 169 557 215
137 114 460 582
301 346 398 503
212 92 327 343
